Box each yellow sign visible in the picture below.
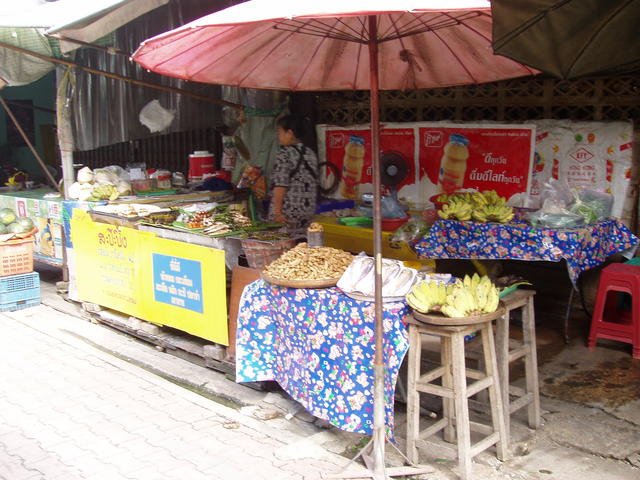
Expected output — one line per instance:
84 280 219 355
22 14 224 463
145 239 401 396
139 236 227 345
71 211 228 345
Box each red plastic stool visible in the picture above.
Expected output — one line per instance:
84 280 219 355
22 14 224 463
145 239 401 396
587 263 640 359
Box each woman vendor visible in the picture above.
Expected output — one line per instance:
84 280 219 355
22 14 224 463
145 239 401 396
269 114 319 236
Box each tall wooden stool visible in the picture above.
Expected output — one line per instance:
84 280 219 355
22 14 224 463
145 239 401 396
496 290 541 443
405 307 508 480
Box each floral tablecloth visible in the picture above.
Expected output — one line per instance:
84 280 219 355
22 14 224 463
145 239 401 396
235 279 409 437
414 219 638 285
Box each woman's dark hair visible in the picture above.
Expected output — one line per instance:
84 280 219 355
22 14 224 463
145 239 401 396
276 114 307 140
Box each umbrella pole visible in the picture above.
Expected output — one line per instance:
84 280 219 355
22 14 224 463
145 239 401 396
366 14 387 480
324 16 434 480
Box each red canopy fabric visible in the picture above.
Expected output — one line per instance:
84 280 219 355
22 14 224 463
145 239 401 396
132 0 536 91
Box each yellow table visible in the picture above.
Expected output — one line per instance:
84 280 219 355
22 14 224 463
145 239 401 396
313 216 434 268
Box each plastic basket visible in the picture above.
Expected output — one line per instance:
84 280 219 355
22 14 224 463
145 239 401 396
0 272 39 293
0 285 40 306
0 237 34 277
0 296 40 312
241 238 296 270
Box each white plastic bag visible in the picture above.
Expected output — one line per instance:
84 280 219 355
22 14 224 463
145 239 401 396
139 100 175 133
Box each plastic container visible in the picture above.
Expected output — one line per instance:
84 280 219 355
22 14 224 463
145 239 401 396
0 271 39 293
241 238 296 270
189 150 216 182
132 178 153 193
0 237 34 276
307 231 324 248
381 215 410 231
156 174 172 190
0 271 40 309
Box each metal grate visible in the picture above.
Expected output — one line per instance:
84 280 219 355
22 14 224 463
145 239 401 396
317 73 640 125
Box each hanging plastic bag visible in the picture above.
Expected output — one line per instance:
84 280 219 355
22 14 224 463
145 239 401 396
139 99 175 133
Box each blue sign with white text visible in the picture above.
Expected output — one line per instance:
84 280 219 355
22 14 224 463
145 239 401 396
152 254 203 313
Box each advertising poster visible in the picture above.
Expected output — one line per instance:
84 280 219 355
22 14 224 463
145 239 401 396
318 122 535 207
321 126 416 200
0 193 65 264
418 125 535 204
530 120 634 222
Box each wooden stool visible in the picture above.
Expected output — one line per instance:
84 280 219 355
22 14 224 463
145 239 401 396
496 290 541 443
588 263 640 359
405 308 508 480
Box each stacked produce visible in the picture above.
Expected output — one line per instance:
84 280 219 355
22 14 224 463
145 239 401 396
0 208 34 236
68 166 130 201
406 273 500 318
263 243 352 281
437 190 514 223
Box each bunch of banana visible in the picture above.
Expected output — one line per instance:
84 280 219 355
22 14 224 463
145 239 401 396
471 203 514 223
406 280 452 313
437 190 513 223
478 190 505 206
437 198 472 221
440 273 501 318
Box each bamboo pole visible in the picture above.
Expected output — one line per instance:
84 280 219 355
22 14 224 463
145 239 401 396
0 41 242 110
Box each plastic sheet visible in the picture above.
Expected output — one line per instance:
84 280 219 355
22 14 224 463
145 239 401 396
69 1 224 152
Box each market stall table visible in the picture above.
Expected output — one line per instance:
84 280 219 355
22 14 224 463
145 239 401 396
414 218 639 340
235 279 409 436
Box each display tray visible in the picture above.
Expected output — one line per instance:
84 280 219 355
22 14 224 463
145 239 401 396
412 304 506 326
261 272 340 289
134 189 178 196
342 291 406 303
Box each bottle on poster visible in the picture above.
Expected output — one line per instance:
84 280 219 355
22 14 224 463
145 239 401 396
437 133 469 193
339 135 366 199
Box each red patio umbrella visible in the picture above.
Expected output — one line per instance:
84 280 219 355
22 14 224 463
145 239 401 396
132 1 536 477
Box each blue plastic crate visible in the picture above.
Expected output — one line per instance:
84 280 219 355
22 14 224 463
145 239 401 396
0 296 40 312
0 285 40 305
0 272 39 293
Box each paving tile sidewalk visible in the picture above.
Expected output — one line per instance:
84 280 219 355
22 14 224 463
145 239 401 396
4 283 639 480
0 306 366 480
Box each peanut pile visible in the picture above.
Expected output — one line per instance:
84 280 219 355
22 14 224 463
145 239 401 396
263 242 353 280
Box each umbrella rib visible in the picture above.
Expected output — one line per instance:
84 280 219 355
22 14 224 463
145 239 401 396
451 11 537 76
385 14 420 90
275 18 366 43
377 11 484 42
291 33 331 90
235 28 306 87
566 0 634 76
492 0 572 49
290 17 368 89
148 24 272 77
378 12 445 39
428 13 481 83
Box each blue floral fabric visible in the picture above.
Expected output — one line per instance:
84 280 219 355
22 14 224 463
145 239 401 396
235 280 409 437
414 219 638 285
